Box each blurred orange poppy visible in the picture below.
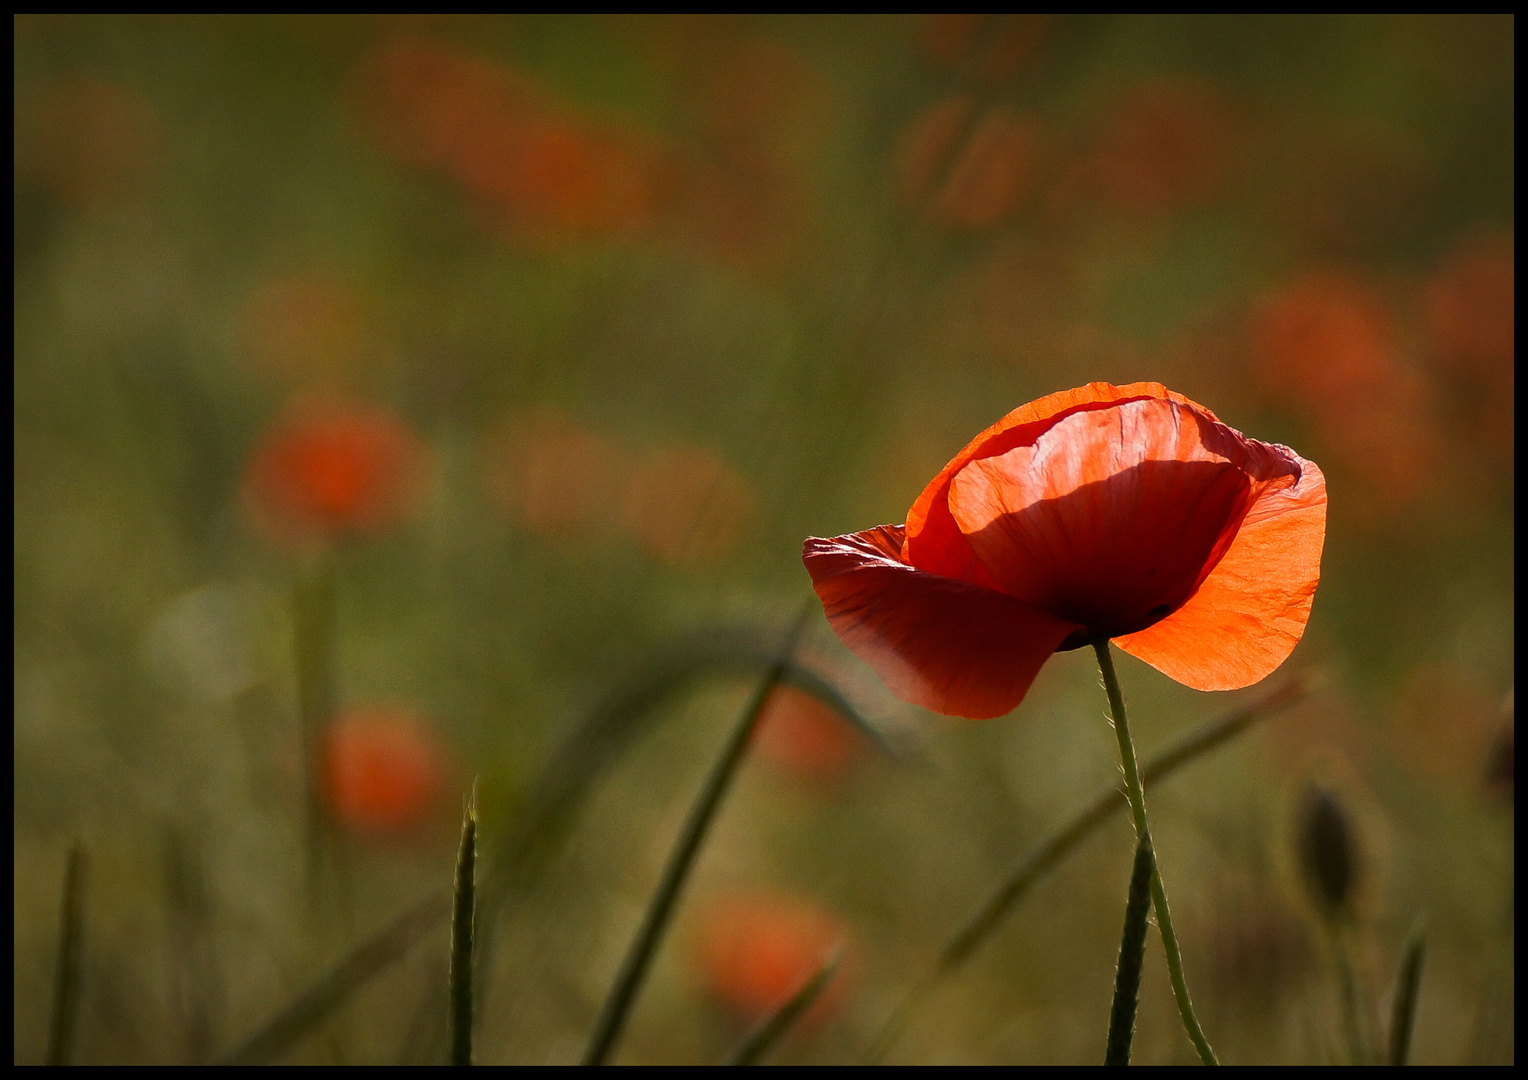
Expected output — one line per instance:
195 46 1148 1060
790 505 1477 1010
803 383 1326 719
351 36 661 242
691 890 850 1022
916 14 1050 83
26 75 163 208
1090 77 1236 216
1425 232 1514 383
621 443 754 567
245 400 427 547
320 707 447 835
484 407 627 540
1252 270 1397 412
753 685 859 784
240 275 370 389
895 96 1043 231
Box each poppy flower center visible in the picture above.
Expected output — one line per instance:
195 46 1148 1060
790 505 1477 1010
947 399 1258 640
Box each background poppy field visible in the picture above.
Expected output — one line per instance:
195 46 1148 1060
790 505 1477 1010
13 14 1513 1065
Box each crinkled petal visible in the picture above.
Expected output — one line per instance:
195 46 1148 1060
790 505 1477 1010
803 527 1080 719
947 398 1269 638
904 382 1211 584
1114 456 1326 690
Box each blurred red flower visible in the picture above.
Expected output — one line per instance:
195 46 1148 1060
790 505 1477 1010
621 443 754 568
895 96 1043 231
245 400 427 546
1252 270 1448 511
753 685 859 784
241 275 370 389
1425 232 1514 384
1252 271 1398 411
26 76 163 208
484 408 627 540
320 707 447 835
1424 232 1514 468
1092 78 1236 215
351 37 661 242
653 25 831 273
916 14 1050 83
691 891 851 1022
803 383 1326 719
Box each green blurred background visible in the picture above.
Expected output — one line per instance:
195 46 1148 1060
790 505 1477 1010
13 14 1513 1065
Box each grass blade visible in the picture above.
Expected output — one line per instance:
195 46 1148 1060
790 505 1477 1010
450 789 478 1066
482 632 900 907
868 673 1313 1062
46 839 87 1066
726 949 844 1066
1387 920 1427 1066
581 605 812 1066
218 890 450 1065
1104 839 1154 1066
212 624 859 1066
163 827 222 1063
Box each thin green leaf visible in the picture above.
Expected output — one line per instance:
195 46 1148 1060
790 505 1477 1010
726 949 844 1066
214 621 866 1065
581 606 813 1066
1104 839 1154 1066
46 839 87 1067
217 891 450 1065
1387 919 1427 1066
1334 925 1371 1065
450 788 478 1066
474 629 893 972
162 827 221 1063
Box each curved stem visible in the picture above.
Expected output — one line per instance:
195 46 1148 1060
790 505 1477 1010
1093 640 1218 1066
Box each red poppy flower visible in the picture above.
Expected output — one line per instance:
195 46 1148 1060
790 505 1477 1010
803 383 1326 719
320 707 447 835
691 891 851 1022
245 400 426 546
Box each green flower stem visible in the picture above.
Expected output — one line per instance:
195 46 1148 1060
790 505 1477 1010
1093 640 1218 1066
1104 838 1154 1065
866 675 1310 1064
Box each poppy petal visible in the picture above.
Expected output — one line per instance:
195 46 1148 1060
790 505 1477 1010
947 397 1261 638
1114 455 1326 690
903 382 1211 584
804 527 1080 719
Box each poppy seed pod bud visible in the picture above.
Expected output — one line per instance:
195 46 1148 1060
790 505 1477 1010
1297 785 1359 919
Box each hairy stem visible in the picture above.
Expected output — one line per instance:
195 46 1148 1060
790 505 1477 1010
1093 640 1217 1066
